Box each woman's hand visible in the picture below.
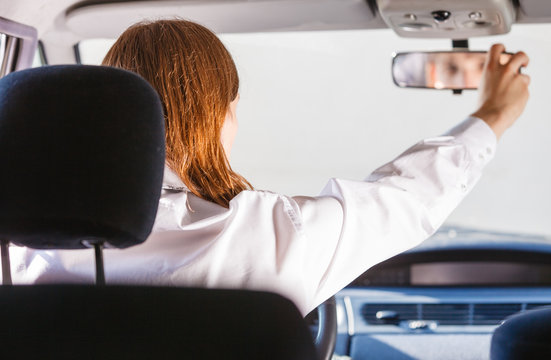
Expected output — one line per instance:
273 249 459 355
471 44 531 139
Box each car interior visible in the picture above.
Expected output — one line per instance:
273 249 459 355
0 0 550 359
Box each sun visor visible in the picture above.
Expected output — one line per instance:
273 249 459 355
65 0 376 38
376 0 515 38
518 0 551 17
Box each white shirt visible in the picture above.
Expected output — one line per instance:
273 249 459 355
8 116 496 315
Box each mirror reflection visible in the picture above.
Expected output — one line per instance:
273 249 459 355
392 51 511 90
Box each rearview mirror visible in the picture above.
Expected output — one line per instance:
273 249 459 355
392 51 511 90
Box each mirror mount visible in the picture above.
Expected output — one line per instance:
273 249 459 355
452 39 469 51
451 39 469 94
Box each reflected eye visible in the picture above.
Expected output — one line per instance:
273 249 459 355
446 63 459 75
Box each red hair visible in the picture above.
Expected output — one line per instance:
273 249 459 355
102 19 252 207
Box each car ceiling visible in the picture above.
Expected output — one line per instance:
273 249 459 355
3 0 551 64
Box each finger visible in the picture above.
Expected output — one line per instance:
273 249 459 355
498 53 511 65
507 51 530 72
486 43 506 69
519 73 531 86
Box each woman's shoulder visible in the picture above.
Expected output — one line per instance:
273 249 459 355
233 188 283 201
158 187 287 218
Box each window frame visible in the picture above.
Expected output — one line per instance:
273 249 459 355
0 16 38 77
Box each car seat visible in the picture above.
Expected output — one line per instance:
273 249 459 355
0 65 317 360
490 306 551 359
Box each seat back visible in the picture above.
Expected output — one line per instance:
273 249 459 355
0 285 317 360
490 306 551 359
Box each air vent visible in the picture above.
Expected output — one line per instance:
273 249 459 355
473 304 522 325
422 304 469 325
361 304 418 324
361 302 551 326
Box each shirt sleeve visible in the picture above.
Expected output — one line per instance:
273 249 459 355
292 116 497 311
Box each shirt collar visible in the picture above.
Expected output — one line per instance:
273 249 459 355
162 165 188 192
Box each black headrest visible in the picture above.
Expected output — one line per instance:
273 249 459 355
0 65 165 249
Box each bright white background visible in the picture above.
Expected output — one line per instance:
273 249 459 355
80 24 551 236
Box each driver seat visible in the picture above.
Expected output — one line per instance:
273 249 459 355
0 65 317 360
490 306 551 359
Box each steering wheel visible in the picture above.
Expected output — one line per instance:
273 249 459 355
312 296 338 360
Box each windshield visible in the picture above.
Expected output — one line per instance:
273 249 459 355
79 23 551 239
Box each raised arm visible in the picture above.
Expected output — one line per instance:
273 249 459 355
290 45 530 312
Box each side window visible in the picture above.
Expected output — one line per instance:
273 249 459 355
0 34 6 65
0 32 18 77
32 41 47 67
77 39 116 65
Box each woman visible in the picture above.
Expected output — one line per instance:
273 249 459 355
102 20 250 208
15 19 530 316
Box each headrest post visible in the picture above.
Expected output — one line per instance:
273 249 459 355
94 243 105 286
1 239 12 285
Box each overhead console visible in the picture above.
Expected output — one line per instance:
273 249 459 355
375 0 516 38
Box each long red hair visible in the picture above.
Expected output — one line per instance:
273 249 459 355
102 19 252 207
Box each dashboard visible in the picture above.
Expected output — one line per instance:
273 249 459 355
350 250 551 287
330 228 551 359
